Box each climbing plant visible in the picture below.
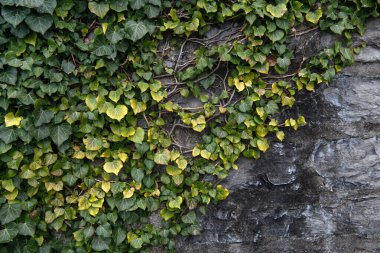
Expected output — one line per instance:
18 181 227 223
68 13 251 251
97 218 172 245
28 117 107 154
0 0 378 252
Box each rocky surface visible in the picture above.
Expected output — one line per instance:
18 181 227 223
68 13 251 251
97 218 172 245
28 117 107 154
176 19 380 253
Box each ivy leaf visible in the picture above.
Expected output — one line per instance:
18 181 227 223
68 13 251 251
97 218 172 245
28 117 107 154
0 203 22 225
277 57 291 69
83 136 102 151
103 160 123 175
257 138 269 152
305 8 323 24
125 20 148 42
61 60 75 74
85 94 97 112
181 211 196 224
131 168 144 183
330 24 345 34
267 29 285 42
88 2 110 19
276 131 285 141
0 223 19 243
1 7 30 27
50 123 72 146
114 227 126 245
154 149 171 165
36 0 57 15
95 223 112 237
18 220 36 236
266 3 287 18
0 68 18 85
34 109 54 127
91 236 110 251
0 127 18 144
129 237 142 249
25 14 53 34
129 0 145 10
110 0 129 12
4 112 23 127
266 4 287 18
128 127 145 144
106 104 128 121
144 4 160 18
130 99 147 114
168 196 182 209
15 0 44 8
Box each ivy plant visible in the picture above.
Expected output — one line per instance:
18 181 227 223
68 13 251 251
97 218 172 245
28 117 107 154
0 0 378 252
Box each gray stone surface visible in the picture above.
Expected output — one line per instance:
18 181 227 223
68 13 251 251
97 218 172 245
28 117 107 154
176 19 380 253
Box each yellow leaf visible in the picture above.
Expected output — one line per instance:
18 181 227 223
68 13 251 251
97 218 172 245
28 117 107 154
4 188 18 200
101 23 108 34
101 181 111 193
118 152 128 162
192 146 200 157
123 187 135 198
106 105 128 121
88 207 100 217
130 99 147 114
103 160 123 175
257 138 269 152
200 149 211 159
276 131 285 141
5 112 23 127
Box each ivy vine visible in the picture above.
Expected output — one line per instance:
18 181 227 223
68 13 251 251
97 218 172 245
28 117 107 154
0 0 378 252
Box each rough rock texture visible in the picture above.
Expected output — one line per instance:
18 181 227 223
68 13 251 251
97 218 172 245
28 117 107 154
176 19 380 253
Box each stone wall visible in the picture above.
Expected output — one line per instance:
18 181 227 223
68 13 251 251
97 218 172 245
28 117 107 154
176 19 380 253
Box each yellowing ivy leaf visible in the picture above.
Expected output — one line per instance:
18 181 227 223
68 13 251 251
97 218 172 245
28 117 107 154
266 3 287 18
122 187 135 199
103 160 123 175
154 149 171 165
5 112 23 127
130 99 147 114
83 136 102 151
257 138 269 152
85 94 97 111
106 105 128 121
101 181 111 193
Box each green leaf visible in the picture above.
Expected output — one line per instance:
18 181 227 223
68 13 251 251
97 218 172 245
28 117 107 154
88 2 110 19
144 4 160 18
330 24 345 34
25 14 53 34
277 57 290 69
1 7 30 27
125 20 148 42
0 68 18 85
85 94 97 112
129 0 145 10
266 3 287 18
168 196 182 209
34 109 54 127
0 203 22 225
15 0 43 8
181 211 196 224
0 127 18 144
83 136 102 151
103 160 123 175
36 0 57 14
114 227 126 245
91 236 110 251
130 237 143 249
305 8 323 24
128 127 145 144
110 0 129 12
50 123 72 146
154 149 171 165
106 104 128 121
0 223 18 243
95 223 112 237
61 60 75 74
267 30 285 42
131 168 144 183
18 220 36 236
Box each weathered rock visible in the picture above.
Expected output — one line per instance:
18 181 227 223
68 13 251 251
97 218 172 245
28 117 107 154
176 19 380 253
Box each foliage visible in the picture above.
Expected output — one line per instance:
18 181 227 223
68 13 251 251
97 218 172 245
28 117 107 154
0 0 378 252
